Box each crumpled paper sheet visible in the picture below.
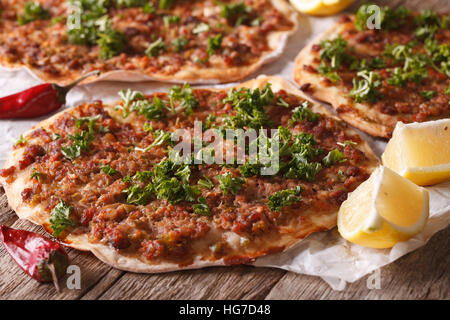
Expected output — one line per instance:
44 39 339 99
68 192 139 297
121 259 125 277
0 15 448 290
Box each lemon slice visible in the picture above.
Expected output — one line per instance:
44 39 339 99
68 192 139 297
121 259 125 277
382 119 450 186
338 166 429 249
289 0 354 16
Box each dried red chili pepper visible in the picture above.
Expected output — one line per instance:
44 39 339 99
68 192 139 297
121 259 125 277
0 70 100 119
0 225 69 290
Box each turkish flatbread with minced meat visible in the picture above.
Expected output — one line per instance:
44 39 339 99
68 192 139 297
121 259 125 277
0 0 297 85
293 5 450 138
0 76 378 273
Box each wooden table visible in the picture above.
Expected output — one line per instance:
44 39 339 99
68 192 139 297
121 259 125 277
0 0 449 300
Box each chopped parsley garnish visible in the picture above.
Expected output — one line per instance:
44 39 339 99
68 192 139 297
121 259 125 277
217 172 245 195
384 43 429 85
172 36 188 52
116 89 147 117
290 101 319 124
421 90 436 100
445 86 450 95
318 36 355 82
268 186 302 212
277 97 290 108
168 84 199 115
222 83 275 129
218 1 253 27
143 2 156 13
163 15 180 26
349 70 382 103
239 162 264 178
136 129 174 152
123 158 200 206
193 197 211 216
100 165 118 176
159 0 175 10
52 133 62 141
18 1 50 25
50 200 75 237
322 149 346 167
31 168 42 181
198 176 214 190
116 0 149 8
355 3 410 31
337 140 357 147
207 33 223 56
66 2 126 59
131 96 167 120
124 184 153 205
97 28 126 60
15 135 27 146
75 115 101 134
61 130 95 160
146 38 166 57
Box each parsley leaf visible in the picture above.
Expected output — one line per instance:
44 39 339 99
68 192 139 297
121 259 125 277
100 165 118 176
131 96 167 120
145 37 166 57
322 149 346 167
355 3 410 31
116 89 147 117
349 70 382 103
159 0 175 9
290 101 320 124
198 176 214 189
31 168 42 181
50 200 75 237
97 28 126 60
61 130 94 160
168 84 199 115
421 90 436 100
218 1 252 27
217 172 245 195
18 1 50 25
171 36 188 52
193 197 211 216
268 186 302 212
15 134 27 146
136 130 174 152
207 33 223 56
222 83 275 130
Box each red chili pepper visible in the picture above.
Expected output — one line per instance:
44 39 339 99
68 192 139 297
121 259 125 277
0 70 100 119
0 225 69 290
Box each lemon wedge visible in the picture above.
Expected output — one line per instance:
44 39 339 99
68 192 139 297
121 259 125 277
338 166 429 249
382 119 450 186
289 0 354 16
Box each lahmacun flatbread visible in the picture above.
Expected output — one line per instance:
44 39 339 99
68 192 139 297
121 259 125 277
293 4 449 138
0 76 378 273
0 0 297 85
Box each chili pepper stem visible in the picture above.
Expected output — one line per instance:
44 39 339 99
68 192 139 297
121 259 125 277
54 70 101 103
47 262 61 293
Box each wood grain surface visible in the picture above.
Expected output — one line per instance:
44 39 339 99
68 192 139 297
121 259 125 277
0 0 448 300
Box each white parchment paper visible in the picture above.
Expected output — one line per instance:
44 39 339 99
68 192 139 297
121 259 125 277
0 14 448 290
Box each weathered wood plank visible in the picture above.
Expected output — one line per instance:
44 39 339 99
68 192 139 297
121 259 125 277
0 192 18 226
264 226 450 300
97 266 286 300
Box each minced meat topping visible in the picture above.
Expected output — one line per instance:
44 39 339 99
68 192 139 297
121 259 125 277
2 83 375 265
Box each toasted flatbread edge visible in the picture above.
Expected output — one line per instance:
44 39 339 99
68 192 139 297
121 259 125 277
0 0 298 86
293 22 393 138
0 75 379 273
